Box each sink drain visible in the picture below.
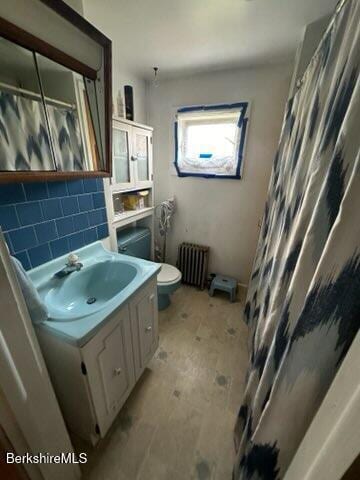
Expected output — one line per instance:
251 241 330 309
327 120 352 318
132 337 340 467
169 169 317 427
87 297 97 305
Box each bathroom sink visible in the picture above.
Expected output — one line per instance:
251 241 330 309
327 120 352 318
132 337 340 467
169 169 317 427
27 242 161 344
43 259 138 321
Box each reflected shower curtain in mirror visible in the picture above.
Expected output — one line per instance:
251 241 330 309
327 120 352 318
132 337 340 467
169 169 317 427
0 91 86 171
234 1 359 479
47 105 86 171
0 91 54 171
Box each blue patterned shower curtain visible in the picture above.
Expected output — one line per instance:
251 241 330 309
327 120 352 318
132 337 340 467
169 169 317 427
0 91 54 171
234 1 360 479
0 91 85 171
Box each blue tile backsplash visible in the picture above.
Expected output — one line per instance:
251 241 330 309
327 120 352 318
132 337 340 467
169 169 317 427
0 178 108 270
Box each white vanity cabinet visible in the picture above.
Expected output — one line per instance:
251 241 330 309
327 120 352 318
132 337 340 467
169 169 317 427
36 278 158 445
131 284 158 380
81 306 135 437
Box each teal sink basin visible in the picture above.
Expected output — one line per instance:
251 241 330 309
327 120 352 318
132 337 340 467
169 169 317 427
44 259 137 321
27 242 161 345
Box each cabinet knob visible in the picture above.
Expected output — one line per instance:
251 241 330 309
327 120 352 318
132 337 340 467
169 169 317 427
114 367 122 376
145 326 152 332
131 155 138 161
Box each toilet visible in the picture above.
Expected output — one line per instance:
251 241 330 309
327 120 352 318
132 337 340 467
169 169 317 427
157 263 182 310
117 227 182 310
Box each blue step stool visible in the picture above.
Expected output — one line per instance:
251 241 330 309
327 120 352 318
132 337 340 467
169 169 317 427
209 275 237 302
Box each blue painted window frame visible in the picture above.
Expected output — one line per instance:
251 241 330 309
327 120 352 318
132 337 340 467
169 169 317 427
174 102 249 179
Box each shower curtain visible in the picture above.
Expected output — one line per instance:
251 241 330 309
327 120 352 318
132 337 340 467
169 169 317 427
47 104 86 171
0 91 54 171
234 1 360 479
0 91 85 171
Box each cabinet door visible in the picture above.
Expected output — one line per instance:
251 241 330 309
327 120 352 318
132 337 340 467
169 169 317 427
81 306 135 437
130 280 158 380
132 127 153 187
112 121 135 189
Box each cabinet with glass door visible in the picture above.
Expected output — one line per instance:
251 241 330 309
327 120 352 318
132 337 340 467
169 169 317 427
111 118 153 191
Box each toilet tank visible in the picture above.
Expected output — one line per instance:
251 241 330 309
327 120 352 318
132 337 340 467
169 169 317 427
117 227 151 260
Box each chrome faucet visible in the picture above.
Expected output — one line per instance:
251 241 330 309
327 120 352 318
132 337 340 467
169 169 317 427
54 253 83 278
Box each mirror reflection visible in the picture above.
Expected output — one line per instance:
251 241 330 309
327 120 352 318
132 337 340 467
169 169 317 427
0 35 105 173
0 36 55 171
36 54 104 172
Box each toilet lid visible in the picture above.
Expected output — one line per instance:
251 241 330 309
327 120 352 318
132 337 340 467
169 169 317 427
157 263 182 286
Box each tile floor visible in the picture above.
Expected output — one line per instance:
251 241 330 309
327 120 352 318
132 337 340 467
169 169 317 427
78 285 249 480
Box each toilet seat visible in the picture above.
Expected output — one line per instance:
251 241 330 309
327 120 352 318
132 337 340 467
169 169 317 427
157 263 182 286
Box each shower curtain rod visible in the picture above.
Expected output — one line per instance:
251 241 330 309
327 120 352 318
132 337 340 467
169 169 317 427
0 81 76 110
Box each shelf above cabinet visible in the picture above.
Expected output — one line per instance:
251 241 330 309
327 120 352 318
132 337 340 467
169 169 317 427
112 207 154 227
110 183 153 195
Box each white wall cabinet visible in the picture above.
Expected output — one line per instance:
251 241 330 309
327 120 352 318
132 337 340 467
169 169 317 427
37 278 158 445
112 120 133 189
132 126 153 187
111 117 153 191
104 117 155 256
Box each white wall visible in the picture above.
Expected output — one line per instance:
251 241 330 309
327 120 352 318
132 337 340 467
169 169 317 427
148 63 292 284
83 2 147 124
289 15 330 97
64 0 84 15
111 68 147 124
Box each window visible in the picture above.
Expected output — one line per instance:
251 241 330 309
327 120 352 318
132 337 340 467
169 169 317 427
174 103 249 179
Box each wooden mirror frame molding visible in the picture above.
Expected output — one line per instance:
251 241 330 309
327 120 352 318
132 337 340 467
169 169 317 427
0 0 112 183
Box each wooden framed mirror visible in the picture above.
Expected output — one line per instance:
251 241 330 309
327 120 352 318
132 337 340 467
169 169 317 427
0 0 112 182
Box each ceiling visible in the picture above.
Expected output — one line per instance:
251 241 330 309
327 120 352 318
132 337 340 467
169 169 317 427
83 0 338 80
